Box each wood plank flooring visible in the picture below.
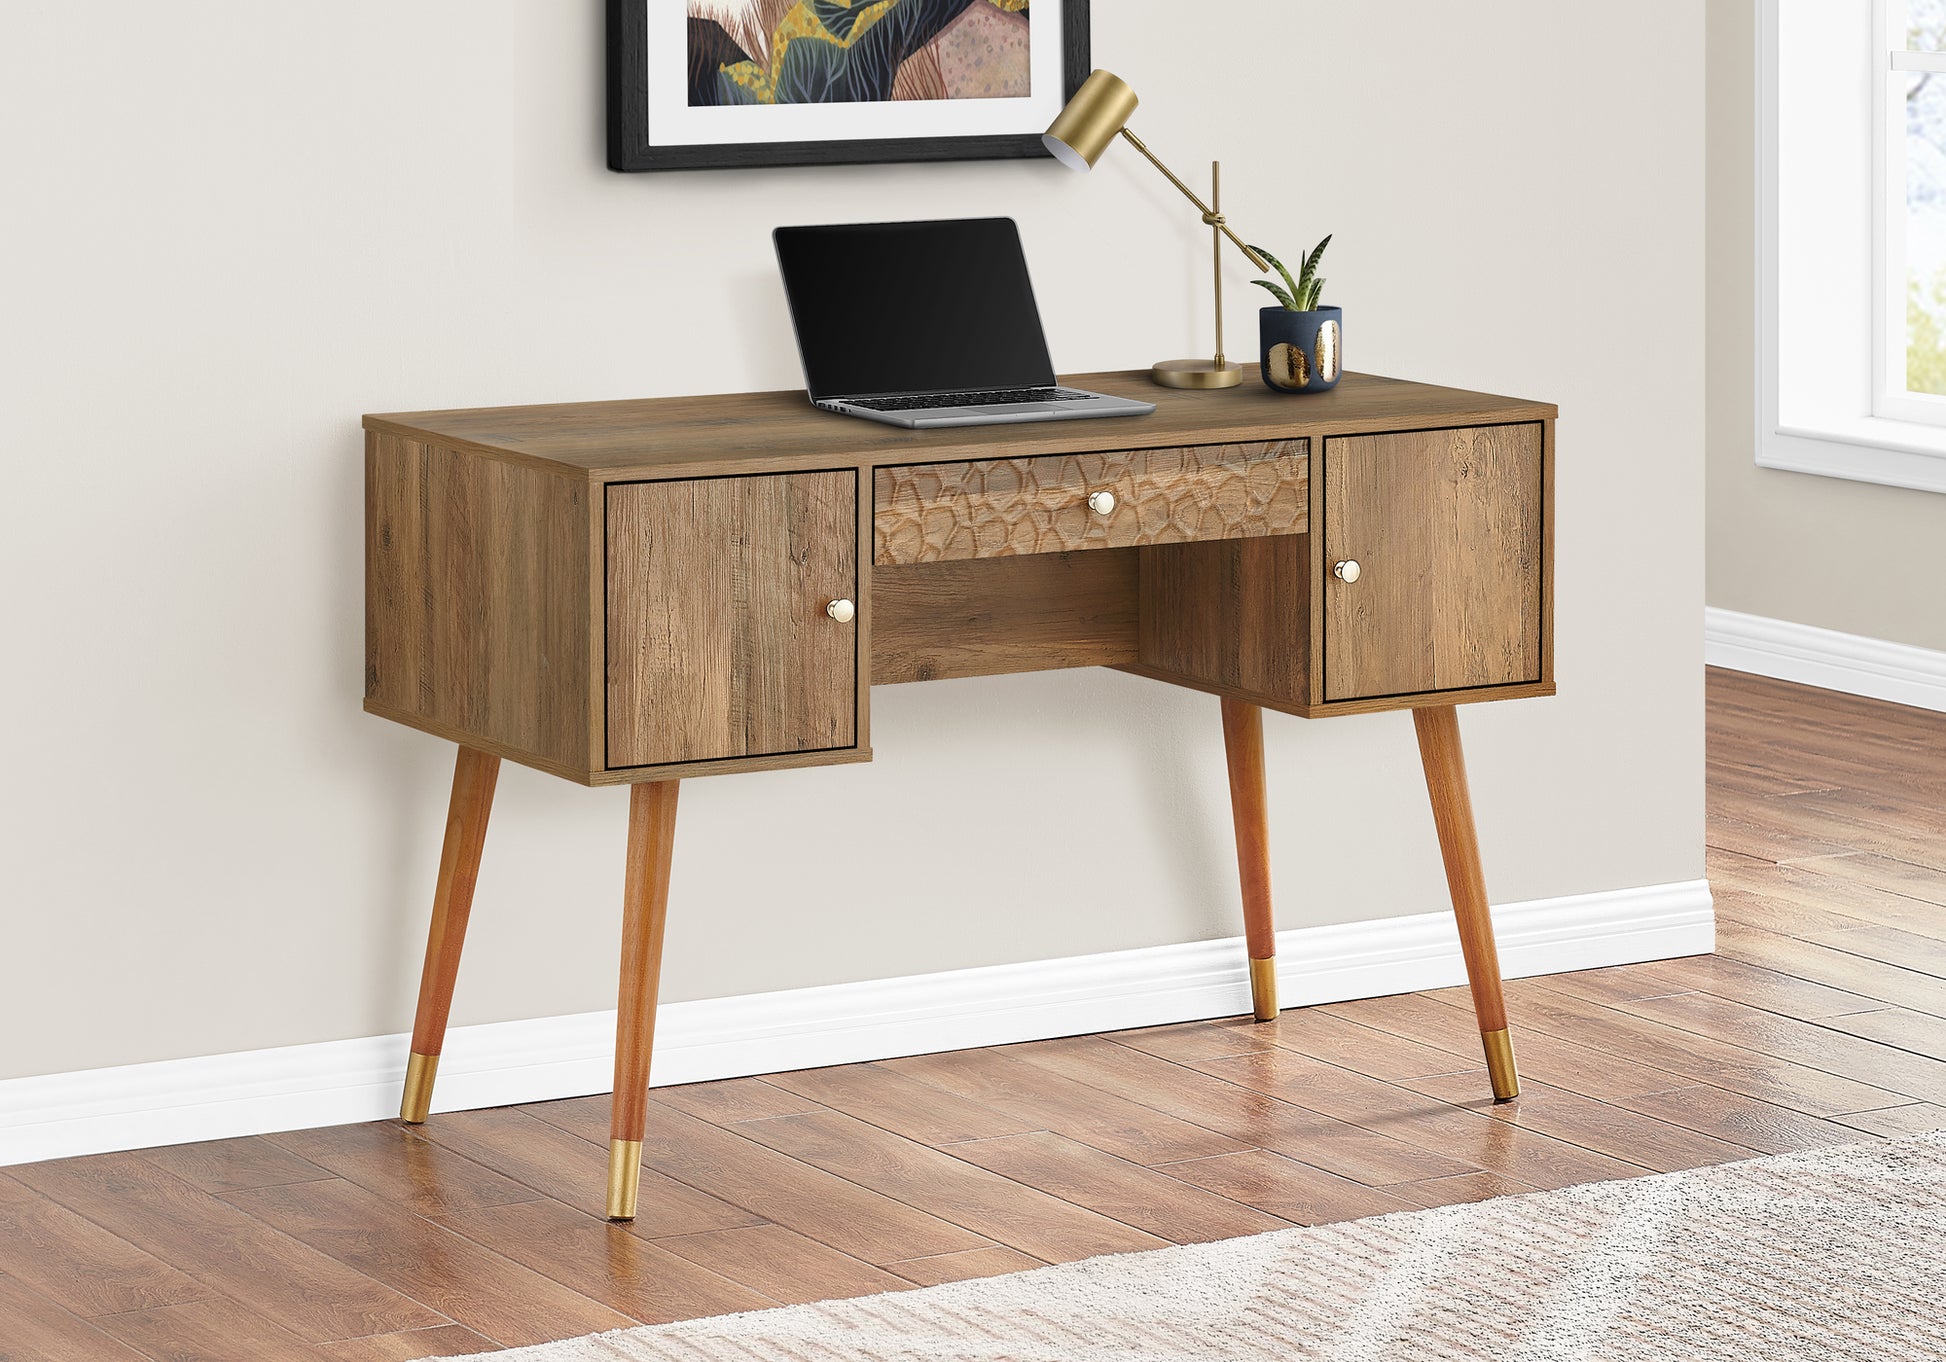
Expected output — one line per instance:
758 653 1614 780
4 668 1943 1359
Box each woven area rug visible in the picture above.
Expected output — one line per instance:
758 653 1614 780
440 1131 1946 1361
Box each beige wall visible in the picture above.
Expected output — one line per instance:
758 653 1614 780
0 1 1706 1081
1708 0 1946 650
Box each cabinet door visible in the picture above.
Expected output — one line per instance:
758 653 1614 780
606 472 857 768
1322 425 1544 702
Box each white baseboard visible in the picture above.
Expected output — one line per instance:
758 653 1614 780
0 878 1713 1167
1705 607 1946 713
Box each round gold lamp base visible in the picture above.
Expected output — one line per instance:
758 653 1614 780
1152 358 1246 389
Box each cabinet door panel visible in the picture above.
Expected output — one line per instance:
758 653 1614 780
1323 425 1543 702
606 472 856 768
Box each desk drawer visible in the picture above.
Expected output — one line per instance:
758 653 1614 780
874 440 1307 566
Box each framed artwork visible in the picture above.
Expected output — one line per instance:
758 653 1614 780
607 0 1090 172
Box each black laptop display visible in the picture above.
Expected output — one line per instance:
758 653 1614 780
774 218 1154 429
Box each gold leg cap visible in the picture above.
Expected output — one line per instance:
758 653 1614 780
1248 957 1279 1022
1481 1028 1519 1102
606 1139 644 1221
399 1052 439 1124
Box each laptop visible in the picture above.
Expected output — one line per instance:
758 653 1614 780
774 218 1156 429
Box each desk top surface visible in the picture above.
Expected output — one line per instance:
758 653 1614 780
365 369 1556 482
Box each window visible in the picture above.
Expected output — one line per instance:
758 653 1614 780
1760 0 1946 492
1882 0 1946 419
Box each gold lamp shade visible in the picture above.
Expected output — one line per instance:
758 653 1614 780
1042 69 1138 171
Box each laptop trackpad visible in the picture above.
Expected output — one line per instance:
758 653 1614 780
984 402 1062 414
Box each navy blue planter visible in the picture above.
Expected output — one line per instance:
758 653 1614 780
1260 305 1344 393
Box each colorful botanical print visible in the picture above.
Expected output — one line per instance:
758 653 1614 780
687 0 1031 106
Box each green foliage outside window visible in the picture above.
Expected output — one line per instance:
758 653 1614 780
1906 8 1946 395
1907 273 1946 395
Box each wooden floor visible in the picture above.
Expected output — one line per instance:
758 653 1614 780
6 669 1945 1361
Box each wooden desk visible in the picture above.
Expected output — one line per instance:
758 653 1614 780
364 369 1556 1220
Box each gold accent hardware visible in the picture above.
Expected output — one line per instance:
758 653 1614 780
399 1051 439 1124
1481 1028 1519 1101
1333 559 1361 584
1248 957 1279 1022
606 1139 644 1220
1086 490 1117 515
825 598 855 624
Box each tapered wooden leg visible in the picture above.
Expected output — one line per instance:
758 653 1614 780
400 746 500 1123
1413 705 1519 1101
1220 698 1279 1022
607 780 680 1221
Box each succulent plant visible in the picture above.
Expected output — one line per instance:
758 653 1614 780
1249 236 1330 312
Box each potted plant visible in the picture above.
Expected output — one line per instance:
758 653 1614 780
1251 237 1341 393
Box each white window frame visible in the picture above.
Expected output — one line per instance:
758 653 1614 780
1759 0 1946 492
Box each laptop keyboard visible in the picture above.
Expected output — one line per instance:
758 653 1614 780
847 388 1090 412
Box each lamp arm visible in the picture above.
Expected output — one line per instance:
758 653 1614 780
1119 127 1270 272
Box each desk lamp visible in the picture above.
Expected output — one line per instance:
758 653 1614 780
1044 69 1270 389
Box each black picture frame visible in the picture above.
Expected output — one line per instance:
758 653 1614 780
607 1 1090 172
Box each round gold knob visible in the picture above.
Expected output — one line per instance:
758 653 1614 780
1333 559 1362 584
825 598 855 623
1087 490 1117 516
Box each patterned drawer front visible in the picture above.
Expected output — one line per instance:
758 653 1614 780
874 441 1308 566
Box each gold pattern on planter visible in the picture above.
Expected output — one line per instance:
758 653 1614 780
1268 342 1311 391
1314 320 1341 384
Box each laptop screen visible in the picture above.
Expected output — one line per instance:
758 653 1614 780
775 218 1058 401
